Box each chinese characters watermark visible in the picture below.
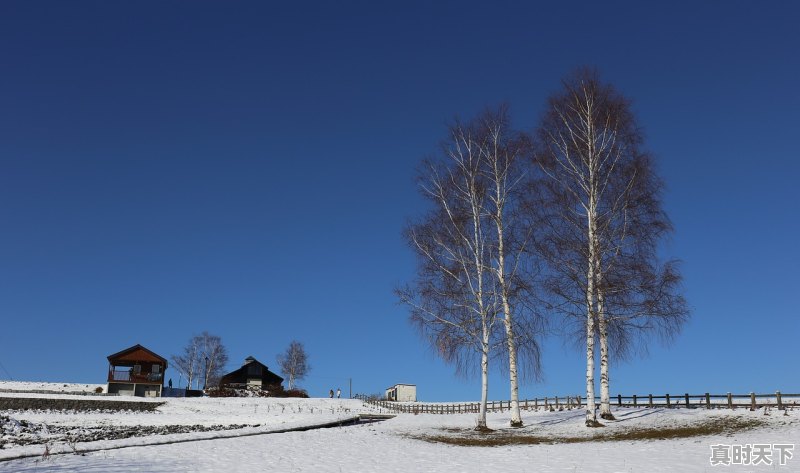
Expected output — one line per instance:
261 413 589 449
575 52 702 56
710 444 794 466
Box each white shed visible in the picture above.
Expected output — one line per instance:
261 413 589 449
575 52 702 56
385 384 416 402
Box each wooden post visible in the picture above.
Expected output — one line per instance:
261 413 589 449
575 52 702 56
666 394 671 408
777 391 783 410
535 398 538 410
617 394 622 407
750 392 756 411
577 395 581 408
648 394 653 408
685 393 690 408
705 393 710 409
727 392 733 409
555 396 560 409
525 399 528 410
633 394 637 407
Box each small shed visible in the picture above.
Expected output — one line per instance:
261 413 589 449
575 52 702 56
386 384 416 402
219 356 283 391
106 344 167 397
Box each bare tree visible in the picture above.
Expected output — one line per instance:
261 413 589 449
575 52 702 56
277 340 310 389
172 332 228 390
534 68 688 426
399 106 545 429
478 105 543 427
397 113 502 430
171 336 201 390
198 331 228 389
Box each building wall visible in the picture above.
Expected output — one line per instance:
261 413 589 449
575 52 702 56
396 384 416 402
108 382 162 397
386 384 416 402
108 383 135 396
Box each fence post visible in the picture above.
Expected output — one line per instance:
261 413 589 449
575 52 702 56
649 394 653 408
525 399 528 410
727 392 733 409
617 394 622 407
685 393 690 408
666 394 671 408
777 391 783 410
705 393 710 409
535 398 538 410
633 394 637 407
555 396 560 410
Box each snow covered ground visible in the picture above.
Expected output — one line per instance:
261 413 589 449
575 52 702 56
1 389 798 472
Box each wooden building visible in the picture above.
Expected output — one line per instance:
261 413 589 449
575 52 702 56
106 344 167 397
220 356 283 391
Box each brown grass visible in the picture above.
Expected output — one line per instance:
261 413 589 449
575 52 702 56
412 416 766 447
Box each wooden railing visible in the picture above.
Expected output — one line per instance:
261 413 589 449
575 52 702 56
364 391 799 415
108 369 164 383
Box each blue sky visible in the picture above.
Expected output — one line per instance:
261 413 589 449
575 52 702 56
0 1 797 401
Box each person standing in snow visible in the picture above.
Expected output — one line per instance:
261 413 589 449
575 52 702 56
336 388 341 398
329 389 334 398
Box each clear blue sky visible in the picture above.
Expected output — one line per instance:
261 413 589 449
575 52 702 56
1 1 797 401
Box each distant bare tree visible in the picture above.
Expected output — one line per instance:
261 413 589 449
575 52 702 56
171 337 201 390
172 332 228 390
198 332 228 389
534 68 689 425
277 340 310 389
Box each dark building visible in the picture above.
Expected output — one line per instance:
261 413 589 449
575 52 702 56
106 344 167 397
219 356 283 390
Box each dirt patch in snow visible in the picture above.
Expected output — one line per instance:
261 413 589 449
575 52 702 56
412 416 768 447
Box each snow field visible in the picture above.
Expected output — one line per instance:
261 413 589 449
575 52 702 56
0 393 798 472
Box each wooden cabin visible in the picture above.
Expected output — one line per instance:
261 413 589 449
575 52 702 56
106 344 167 397
220 356 283 391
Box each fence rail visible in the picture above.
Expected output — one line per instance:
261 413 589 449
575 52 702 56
364 391 800 415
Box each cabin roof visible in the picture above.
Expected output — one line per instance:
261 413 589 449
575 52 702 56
221 356 283 385
107 344 168 365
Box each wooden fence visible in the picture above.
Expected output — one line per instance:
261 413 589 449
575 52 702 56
365 391 799 415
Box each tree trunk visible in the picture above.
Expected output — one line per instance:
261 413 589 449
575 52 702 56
597 274 614 420
585 200 599 427
477 339 489 430
504 307 522 427
495 196 523 427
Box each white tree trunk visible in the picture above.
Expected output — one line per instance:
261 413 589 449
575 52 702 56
504 301 522 427
597 267 613 419
495 199 522 427
585 201 598 426
585 298 597 426
478 338 489 430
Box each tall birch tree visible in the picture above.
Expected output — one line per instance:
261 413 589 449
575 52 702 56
398 115 501 431
535 68 688 426
479 106 542 427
